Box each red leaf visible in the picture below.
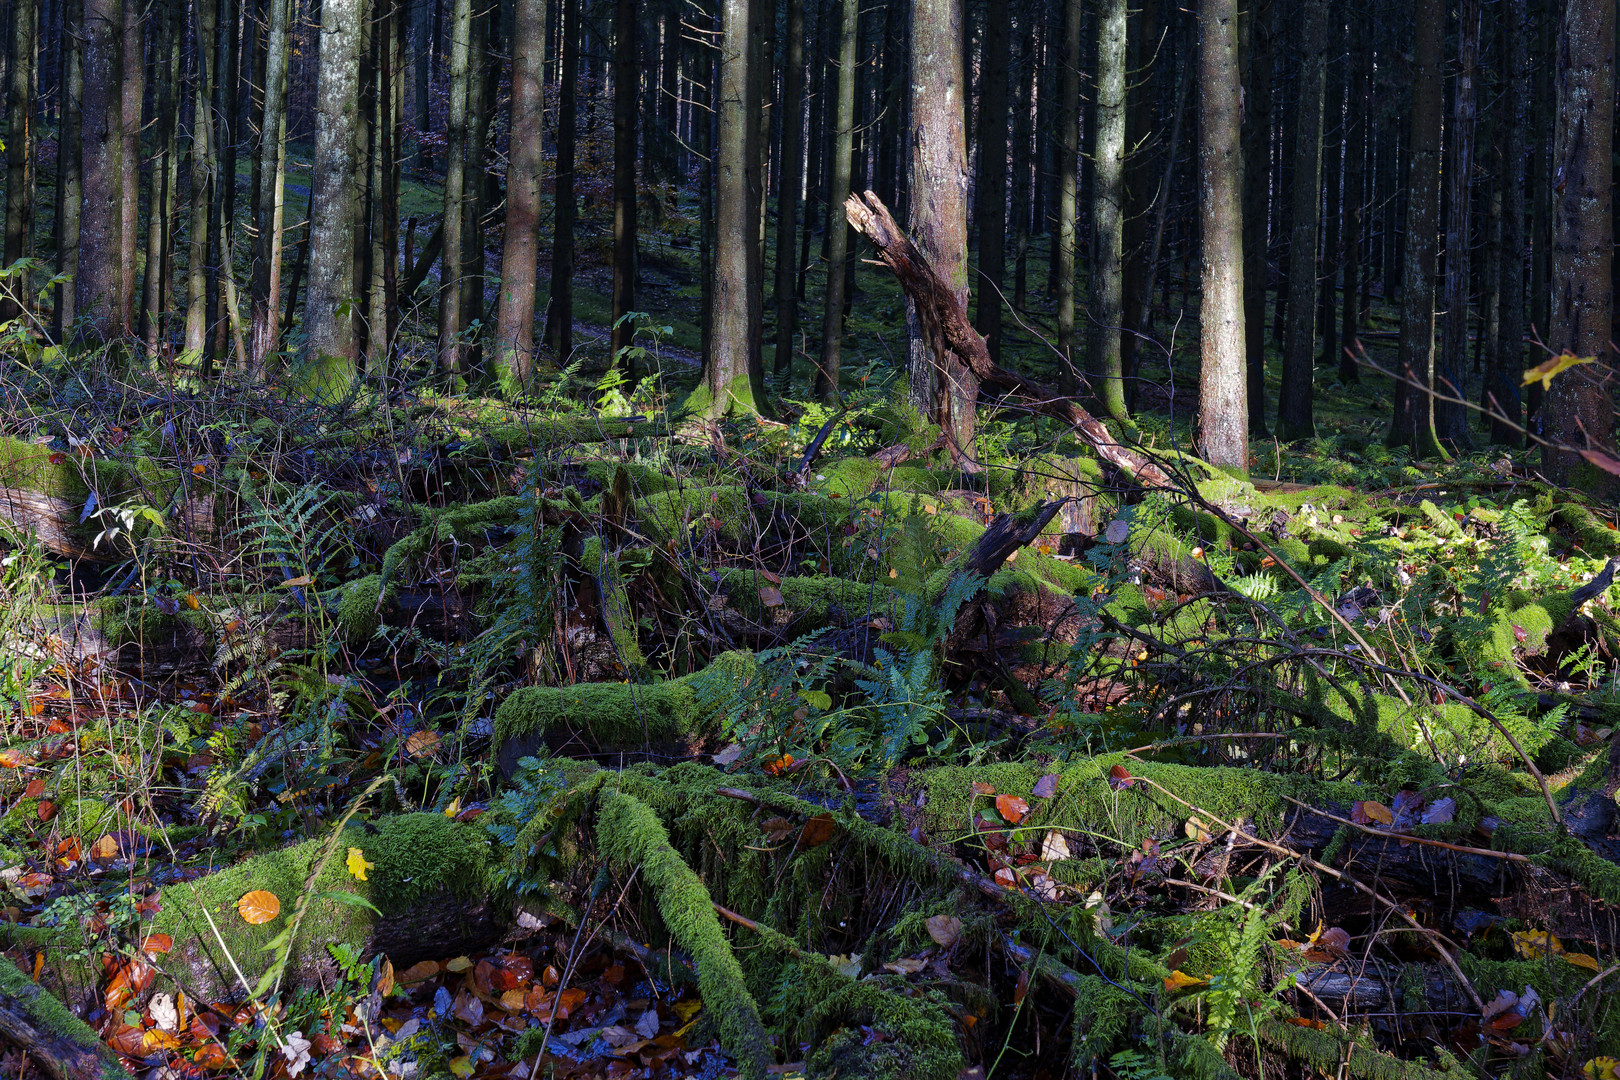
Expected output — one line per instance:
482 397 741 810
1579 449 1620 478
996 795 1030 825
1107 765 1136 790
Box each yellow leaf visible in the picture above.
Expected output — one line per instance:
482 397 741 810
1566 952 1603 972
1586 1057 1620 1080
406 730 441 758
443 796 461 819
281 575 313 588
1523 352 1594 391
445 956 473 973
447 1056 475 1078
1164 970 1208 992
346 847 374 882
1513 929 1564 960
673 999 703 1023
183 594 200 611
236 890 281 925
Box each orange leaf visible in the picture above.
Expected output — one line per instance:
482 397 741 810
1282 1016 1326 1030
795 813 839 850
1107 764 1136 790
142 933 173 954
1351 800 1394 826
762 753 795 776
236 890 281 925
36 800 56 822
191 1043 230 1070
995 795 1030 825
404 730 440 758
1164 970 1209 992
970 782 996 796
398 960 440 984
0 749 34 768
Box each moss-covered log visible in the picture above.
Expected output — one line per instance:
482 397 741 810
0 956 132 1080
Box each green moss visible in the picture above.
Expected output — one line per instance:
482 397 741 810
0 955 131 1080
596 789 774 1079
806 980 963 1080
336 574 394 645
1259 1020 1468 1080
714 570 900 627
582 539 647 672
1554 504 1620 556
378 496 528 591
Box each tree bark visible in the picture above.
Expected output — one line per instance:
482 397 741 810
52 0 82 341
73 0 123 345
303 0 369 388
543 0 577 362
904 0 976 456
970 0 1009 362
816 0 857 403
1542 0 1615 486
1337 0 1369 384
1240 0 1272 435
119 0 142 335
436 0 472 377
771 0 804 379
1195 0 1246 469
609 0 637 374
1087 0 1128 423
492 0 545 392
249 0 291 374
140 0 180 354
1487 0 1527 444
1437 0 1480 451
185 0 217 357
1387 0 1446 455
1276 0 1325 442
2 0 36 325
1008 2 1034 313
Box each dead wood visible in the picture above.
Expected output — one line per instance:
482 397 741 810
0 956 133 1080
842 190 1175 489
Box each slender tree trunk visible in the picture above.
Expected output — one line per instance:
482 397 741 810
1542 0 1615 485
704 0 768 415
436 0 471 375
493 0 545 391
817 0 857 402
185 0 217 355
1338 0 1369 383
141 0 179 353
249 0 290 373
905 0 976 454
1088 0 1127 420
1009 2 1034 312
970 0 1009 360
1315 27 1342 372
543 0 576 360
1053 0 1081 391
1196 0 1246 468
1276 0 1326 441
771 0 804 379
52 0 81 340
1118 0 1159 408
2 0 35 324
119 0 141 334
413 0 430 168
74 0 123 344
1487 0 1526 444
1436 0 1479 450
609 0 637 372
1240 0 1272 434
1388 0 1445 454
303 0 369 388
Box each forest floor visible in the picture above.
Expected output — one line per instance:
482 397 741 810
1 172 1619 1080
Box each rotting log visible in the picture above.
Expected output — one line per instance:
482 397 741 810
0 955 133 1080
843 190 1175 488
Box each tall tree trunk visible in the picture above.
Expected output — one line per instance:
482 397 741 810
413 0 430 168
140 0 180 353
249 0 290 373
1487 0 1526 443
543 0 576 361
1387 0 1445 454
1338 0 1369 383
185 0 217 355
493 0 545 391
1196 0 1246 468
1240 0 1272 434
1315 24 1342 372
609 0 637 372
1436 0 1479 451
74 0 122 344
1088 0 1128 421
816 0 857 402
704 0 768 415
1276 0 1326 441
1009 1 1034 312
905 0 976 455
2 0 35 325
436 0 471 376
303 0 369 389
119 0 141 334
52 0 81 340
970 0 1009 361
1053 0 1081 391
771 0 804 379
1542 0 1615 485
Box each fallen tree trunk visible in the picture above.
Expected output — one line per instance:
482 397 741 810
0 956 133 1080
843 191 1176 489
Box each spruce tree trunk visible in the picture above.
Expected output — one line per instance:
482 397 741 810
1275 0 1325 441
74 0 123 344
140 0 179 353
492 0 545 391
771 0 804 379
1338 1 1369 383
303 0 369 387
543 0 577 361
53 0 82 341
1088 0 1127 421
1052 0 1081 392
1118 0 1159 407
1388 0 1446 454
1196 0 1246 468
1009 2 1034 313
1240 0 1272 434
817 0 857 402
970 0 1009 361
1543 0 1615 485
413 0 430 168
436 0 471 375
248 0 290 373
704 0 768 415
905 0 976 455
3 0 35 325
1315 29 1341 372
119 0 141 334
185 0 217 356
609 0 637 372
1487 0 1526 444
1437 0 1480 451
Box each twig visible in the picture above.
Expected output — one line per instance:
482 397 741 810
1280 795 1530 862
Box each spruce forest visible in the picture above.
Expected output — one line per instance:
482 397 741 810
1 0 1620 1073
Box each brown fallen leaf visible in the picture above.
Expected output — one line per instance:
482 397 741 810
996 794 1029 825
236 890 281 925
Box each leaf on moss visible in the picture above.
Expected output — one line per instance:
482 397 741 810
346 847 374 882
995 795 1029 824
236 890 281 925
